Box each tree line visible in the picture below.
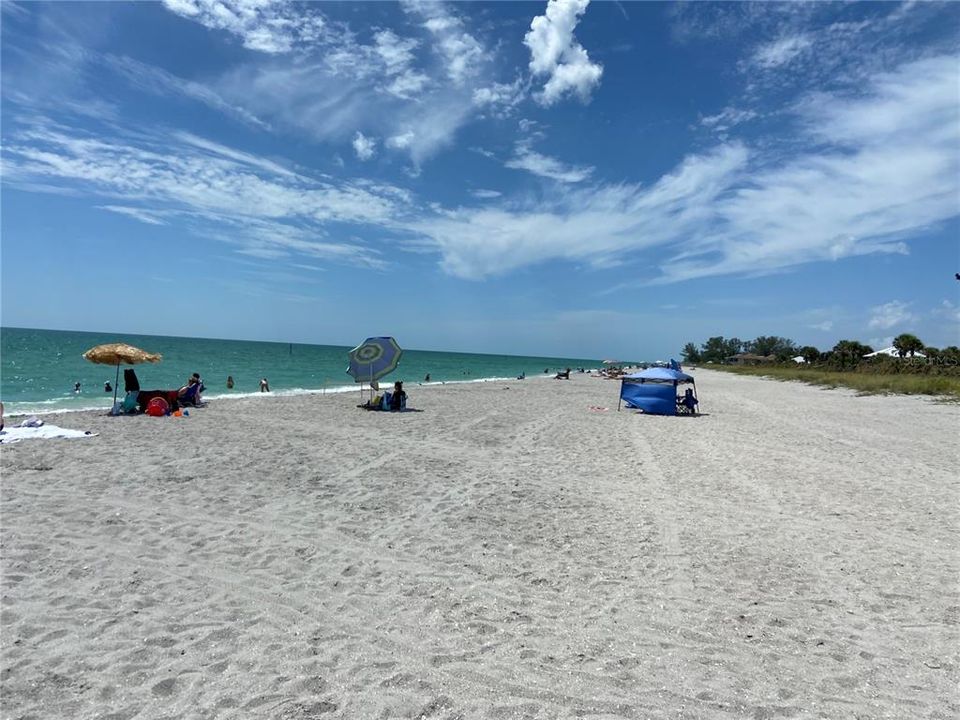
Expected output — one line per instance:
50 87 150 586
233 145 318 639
681 334 960 368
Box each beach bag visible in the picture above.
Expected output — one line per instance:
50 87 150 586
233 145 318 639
146 397 169 417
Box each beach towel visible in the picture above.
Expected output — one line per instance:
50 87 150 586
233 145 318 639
0 424 97 444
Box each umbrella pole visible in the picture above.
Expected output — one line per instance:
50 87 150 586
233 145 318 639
113 362 120 411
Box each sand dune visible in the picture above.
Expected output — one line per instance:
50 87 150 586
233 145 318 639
1 370 957 718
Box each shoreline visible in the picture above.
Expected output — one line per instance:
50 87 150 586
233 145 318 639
2 371 585 418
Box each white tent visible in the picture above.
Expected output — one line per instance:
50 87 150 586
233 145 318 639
865 346 926 359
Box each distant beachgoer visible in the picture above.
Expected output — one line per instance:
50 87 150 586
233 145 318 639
424 373 431 382
192 373 205 393
178 376 202 407
104 381 112 393
678 388 698 414
1 401 4 433
517 371 525 380
226 375 234 389
390 381 406 411
74 382 81 393
259 378 270 392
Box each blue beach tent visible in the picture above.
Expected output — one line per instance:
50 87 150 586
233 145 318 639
618 367 699 415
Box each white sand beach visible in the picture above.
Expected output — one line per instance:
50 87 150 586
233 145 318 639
1 370 957 719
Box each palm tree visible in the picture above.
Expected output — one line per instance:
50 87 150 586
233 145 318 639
892 333 924 358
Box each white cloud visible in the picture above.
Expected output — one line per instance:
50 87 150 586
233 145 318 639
352 131 376 161
700 106 759 132
868 301 915 330
161 0 327 54
97 205 168 226
505 147 593 184
751 34 812 69
868 336 894 350
198 5 492 164
386 131 415 150
935 300 960 324
809 320 834 332
471 189 502 199
404 1 485 85
3 120 403 269
473 79 526 115
524 0 603 106
408 54 959 282
103 54 270 129
373 30 430 99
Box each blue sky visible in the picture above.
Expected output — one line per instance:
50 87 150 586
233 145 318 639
2 0 958 358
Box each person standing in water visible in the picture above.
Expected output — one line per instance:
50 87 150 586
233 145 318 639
74 382 81 393
104 381 112 393
259 378 270 392
226 375 234 389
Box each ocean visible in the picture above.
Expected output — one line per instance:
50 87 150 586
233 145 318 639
0 327 605 415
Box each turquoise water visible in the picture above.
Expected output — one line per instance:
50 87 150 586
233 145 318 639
0 327 603 415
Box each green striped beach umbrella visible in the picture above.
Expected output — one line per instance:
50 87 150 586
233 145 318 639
347 337 402 385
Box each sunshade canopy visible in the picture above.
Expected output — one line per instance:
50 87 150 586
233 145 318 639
619 366 697 416
83 343 162 366
621 367 694 383
347 337 402 383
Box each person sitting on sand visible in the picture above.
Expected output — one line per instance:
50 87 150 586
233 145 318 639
554 368 570 380
679 388 698 413
178 376 202 406
389 381 406 411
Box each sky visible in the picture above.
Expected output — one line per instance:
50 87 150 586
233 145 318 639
2 0 959 359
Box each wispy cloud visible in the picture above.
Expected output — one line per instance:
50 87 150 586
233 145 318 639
750 34 812 69
3 119 403 270
868 300 915 330
103 54 270 129
505 147 593 184
404 1 486 86
700 106 759 133
525 0 603 106
161 0 327 54
409 54 959 282
470 189 502 199
97 205 169 226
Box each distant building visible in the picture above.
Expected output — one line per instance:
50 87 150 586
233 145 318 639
864 346 926 359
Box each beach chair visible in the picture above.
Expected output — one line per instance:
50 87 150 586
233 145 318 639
676 395 698 416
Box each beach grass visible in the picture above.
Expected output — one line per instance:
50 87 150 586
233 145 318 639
710 365 960 398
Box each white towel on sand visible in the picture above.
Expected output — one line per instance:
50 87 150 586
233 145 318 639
0 425 97 444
